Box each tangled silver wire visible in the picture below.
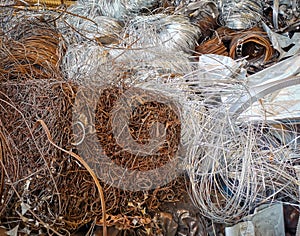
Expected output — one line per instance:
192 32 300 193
184 61 300 223
77 0 159 20
123 14 201 53
219 0 263 29
188 110 299 223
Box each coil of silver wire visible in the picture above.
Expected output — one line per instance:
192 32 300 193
58 2 123 46
62 43 115 84
77 0 159 20
174 0 219 22
219 0 264 29
123 14 201 53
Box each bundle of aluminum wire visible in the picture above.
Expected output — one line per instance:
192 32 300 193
77 0 159 20
219 0 263 29
62 43 113 84
58 2 123 46
61 13 199 84
121 14 201 53
174 0 219 23
185 54 300 223
189 110 299 223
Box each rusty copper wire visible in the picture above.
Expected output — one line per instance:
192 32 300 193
228 27 274 62
194 26 232 58
216 26 275 62
95 87 181 172
0 20 64 81
194 26 275 63
197 16 219 42
72 85 187 231
0 78 187 234
0 80 105 234
194 36 228 57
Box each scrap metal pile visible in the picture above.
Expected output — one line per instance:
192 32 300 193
0 0 300 235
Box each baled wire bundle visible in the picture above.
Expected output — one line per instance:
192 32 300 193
0 19 64 81
58 2 123 46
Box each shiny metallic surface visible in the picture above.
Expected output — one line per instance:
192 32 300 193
77 0 159 20
219 0 263 29
156 198 208 236
124 14 201 53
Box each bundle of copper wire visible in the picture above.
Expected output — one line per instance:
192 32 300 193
0 79 88 234
95 86 181 174
0 123 18 220
195 26 275 63
197 16 219 42
194 37 228 56
228 27 275 62
0 20 64 81
72 84 187 231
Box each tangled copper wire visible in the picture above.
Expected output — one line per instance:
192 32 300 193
227 27 275 62
0 39 186 235
95 86 181 172
195 36 229 56
0 79 87 234
0 122 17 220
0 20 64 81
72 85 187 231
195 25 275 63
